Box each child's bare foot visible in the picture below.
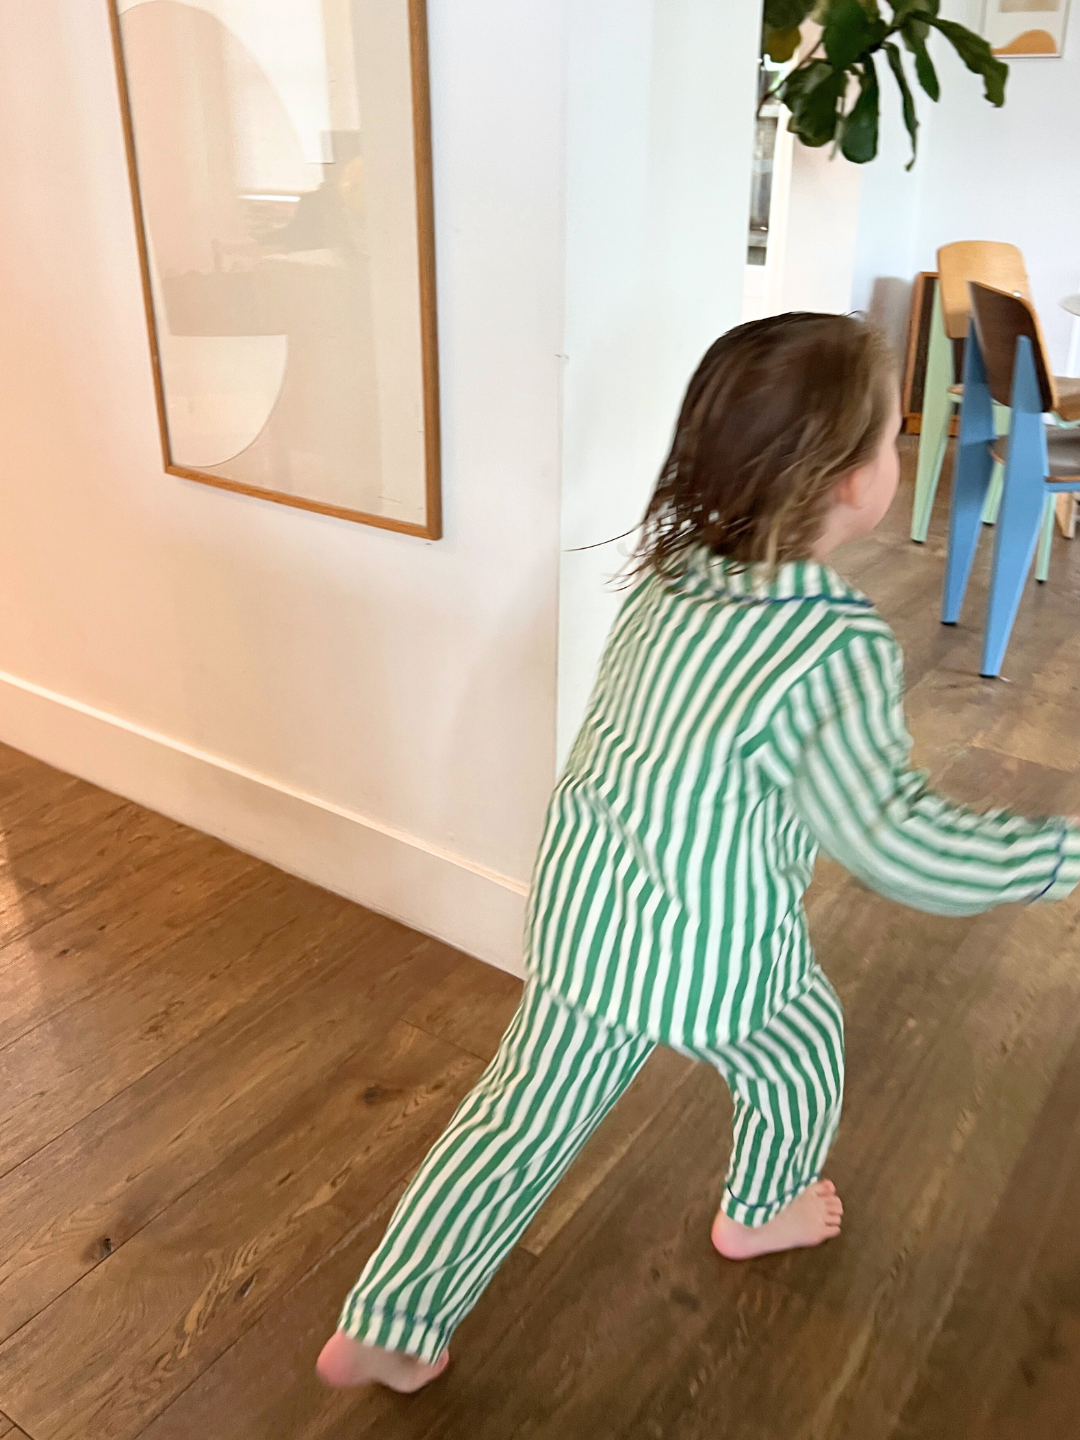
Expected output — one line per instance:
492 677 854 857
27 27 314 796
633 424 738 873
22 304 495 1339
711 1179 843 1260
316 1330 450 1393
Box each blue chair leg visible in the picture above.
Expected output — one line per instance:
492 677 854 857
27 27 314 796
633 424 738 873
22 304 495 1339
981 430 1046 677
942 438 994 625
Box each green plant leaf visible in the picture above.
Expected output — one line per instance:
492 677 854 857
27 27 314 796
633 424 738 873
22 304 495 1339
782 60 848 147
928 16 1008 106
764 0 815 29
824 0 875 70
781 58 833 102
884 41 919 166
840 57 880 163
770 0 1006 168
765 25 804 62
901 22 940 99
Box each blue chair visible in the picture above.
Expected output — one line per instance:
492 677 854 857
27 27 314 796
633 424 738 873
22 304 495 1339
911 241 1029 544
942 281 1080 677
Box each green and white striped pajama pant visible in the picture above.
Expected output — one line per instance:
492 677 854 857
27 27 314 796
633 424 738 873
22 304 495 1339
339 964 843 1363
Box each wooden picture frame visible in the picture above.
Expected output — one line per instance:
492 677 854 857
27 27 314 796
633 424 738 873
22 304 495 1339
981 0 1073 57
108 0 441 539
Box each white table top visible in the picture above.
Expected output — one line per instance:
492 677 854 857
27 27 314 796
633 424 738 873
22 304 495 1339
1060 293 1080 318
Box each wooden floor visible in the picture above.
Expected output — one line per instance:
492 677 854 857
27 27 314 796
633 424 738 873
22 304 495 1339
3 444 1080 1439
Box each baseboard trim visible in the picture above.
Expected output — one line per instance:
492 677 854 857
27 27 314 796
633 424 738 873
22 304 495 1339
0 666 534 971
0 667 529 897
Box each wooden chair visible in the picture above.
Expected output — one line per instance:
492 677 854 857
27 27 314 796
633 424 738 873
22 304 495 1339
912 241 1032 544
942 281 1080 676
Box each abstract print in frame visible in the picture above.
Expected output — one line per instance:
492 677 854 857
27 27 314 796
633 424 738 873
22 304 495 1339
982 0 1072 57
109 0 441 537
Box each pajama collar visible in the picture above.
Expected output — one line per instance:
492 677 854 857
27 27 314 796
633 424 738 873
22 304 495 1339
672 548 874 610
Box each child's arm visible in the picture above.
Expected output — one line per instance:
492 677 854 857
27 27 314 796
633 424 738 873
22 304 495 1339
773 629 1080 916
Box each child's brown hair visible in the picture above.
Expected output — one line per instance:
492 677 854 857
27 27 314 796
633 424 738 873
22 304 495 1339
635 312 896 575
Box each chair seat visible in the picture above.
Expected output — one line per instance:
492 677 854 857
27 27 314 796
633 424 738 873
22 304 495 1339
959 376 1079 418
1054 376 1080 422
990 424 1080 480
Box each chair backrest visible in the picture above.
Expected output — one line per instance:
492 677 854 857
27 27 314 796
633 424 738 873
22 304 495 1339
936 241 1031 341
968 281 1058 414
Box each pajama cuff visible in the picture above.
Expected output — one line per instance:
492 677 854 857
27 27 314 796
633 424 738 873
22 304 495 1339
722 1174 820 1228
1032 823 1080 904
338 1296 451 1365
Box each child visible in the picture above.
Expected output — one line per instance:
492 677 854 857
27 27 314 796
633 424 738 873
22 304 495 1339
317 313 1080 1394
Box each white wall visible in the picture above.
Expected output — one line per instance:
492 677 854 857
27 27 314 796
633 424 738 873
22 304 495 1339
853 0 1080 370
0 0 565 971
850 94 924 356
757 26 865 324
557 0 761 758
0 1 757 971
780 142 863 317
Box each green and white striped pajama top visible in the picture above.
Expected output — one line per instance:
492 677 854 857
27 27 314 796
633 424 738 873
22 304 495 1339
340 551 1080 1362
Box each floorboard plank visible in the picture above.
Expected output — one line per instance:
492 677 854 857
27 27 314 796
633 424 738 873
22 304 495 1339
402 955 523 1062
134 1230 538 1440
0 754 89 829
0 801 208 950
0 840 263 1052
0 1021 486 1440
0 928 458 1341
0 872 364 1176
0 783 128 866
894 1014 1080 1439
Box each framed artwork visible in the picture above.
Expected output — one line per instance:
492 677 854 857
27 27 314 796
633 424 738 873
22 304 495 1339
981 0 1072 57
108 0 441 538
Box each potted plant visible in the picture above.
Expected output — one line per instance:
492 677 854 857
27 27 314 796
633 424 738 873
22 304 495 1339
761 0 1008 167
